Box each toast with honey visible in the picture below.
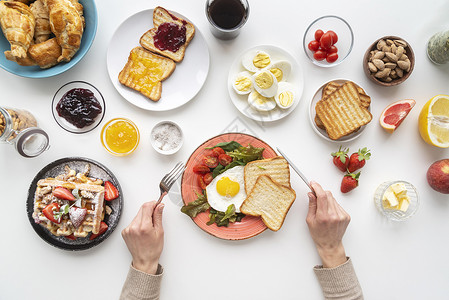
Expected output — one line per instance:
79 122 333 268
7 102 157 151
240 175 296 231
140 6 195 63
119 46 176 101
315 81 372 140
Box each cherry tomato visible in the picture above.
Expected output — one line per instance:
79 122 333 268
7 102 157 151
320 32 333 50
197 175 207 190
313 50 327 61
218 154 232 166
328 45 338 54
326 53 339 63
314 29 324 42
193 165 210 174
203 173 213 186
308 40 320 52
212 147 225 157
327 30 338 44
202 155 218 168
202 149 214 157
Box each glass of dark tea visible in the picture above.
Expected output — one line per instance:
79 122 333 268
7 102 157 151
205 0 249 40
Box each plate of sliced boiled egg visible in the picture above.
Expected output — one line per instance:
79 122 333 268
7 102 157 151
228 45 304 122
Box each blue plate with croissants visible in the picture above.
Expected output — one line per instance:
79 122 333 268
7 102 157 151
0 0 97 78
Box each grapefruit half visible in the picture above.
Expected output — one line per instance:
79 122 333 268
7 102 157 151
380 99 416 133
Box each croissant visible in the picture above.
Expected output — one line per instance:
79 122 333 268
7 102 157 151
43 0 84 62
30 0 51 43
0 1 35 59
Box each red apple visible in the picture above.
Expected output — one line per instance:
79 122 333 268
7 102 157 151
427 159 449 194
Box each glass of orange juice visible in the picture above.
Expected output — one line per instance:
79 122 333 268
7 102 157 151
101 118 140 156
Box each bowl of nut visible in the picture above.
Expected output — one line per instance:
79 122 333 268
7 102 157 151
363 36 414 86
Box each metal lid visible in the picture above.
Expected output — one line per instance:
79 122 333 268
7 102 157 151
15 127 50 158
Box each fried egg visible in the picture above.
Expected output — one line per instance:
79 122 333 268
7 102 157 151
275 82 296 109
252 70 278 97
248 90 276 111
206 166 246 213
232 71 253 95
266 60 291 82
241 50 271 72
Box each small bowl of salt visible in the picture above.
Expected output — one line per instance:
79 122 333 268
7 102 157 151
150 121 183 155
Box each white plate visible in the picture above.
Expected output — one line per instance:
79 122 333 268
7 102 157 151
107 9 210 111
227 45 304 122
309 79 370 142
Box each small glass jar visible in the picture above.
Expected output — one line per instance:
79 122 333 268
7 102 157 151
0 107 50 157
427 30 449 64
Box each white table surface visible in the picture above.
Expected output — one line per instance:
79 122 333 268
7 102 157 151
1 0 449 299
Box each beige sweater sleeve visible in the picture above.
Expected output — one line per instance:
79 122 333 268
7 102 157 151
313 258 363 300
120 264 163 300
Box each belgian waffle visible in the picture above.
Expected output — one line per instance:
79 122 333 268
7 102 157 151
32 165 105 238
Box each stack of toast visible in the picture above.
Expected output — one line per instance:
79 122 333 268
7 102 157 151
119 6 195 102
315 81 372 140
240 156 296 231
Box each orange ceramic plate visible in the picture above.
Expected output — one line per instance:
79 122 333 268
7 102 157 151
181 133 277 240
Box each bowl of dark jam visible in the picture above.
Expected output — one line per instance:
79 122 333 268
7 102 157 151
52 81 105 134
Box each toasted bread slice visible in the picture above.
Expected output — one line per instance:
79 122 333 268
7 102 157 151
240 175 296 231
322 81 371 108
118 46 176 101
315 81 372 140
140 6 195 63
314 114 326 130
244 156 290 194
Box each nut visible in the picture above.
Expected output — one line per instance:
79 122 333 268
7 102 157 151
395 67 404 78
382 45 391 52
375 68 391 78
385 62 397 69
386 39 394 46
384 76 393 82
385 52 398 62
368 62 377 72
394 39 407 47
372 59 385 70
391 44 398 54
373 51 385 60
397 60 410 71
396 46 405 58
390 69 397 79
400 54 408 60
377 39 387 50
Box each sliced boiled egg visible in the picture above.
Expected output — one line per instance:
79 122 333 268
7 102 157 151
232 71 253 95
266 60 291 82
275 82 296 109
241 50 271 72
248 90 276 111
252 70 278 97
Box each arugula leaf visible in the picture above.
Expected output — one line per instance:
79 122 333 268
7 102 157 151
181 191 210 218
207 141 242 152
206 205 246 227
228 145 264 163
212 164 225 178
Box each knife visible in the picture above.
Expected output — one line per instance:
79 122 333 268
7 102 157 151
276 147 315 194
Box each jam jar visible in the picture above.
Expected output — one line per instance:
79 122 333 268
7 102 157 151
0 106 50 157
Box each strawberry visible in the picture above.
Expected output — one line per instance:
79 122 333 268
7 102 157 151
348 147 371 173
69 206 87 228
89 221 108 240
104 181 119 201
331 146 349 172
341 172 360 193
42 203 61 224
66 234 77 240
53 187 75 201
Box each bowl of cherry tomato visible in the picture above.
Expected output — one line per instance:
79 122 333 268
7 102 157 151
303 15 354 67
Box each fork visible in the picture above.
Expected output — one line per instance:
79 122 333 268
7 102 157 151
155 161 185 206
